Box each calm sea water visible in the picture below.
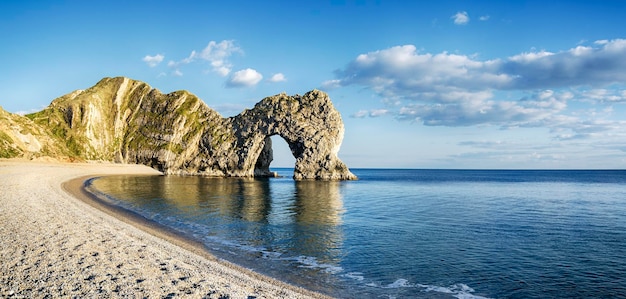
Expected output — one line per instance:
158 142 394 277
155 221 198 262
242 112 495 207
87 169 626 298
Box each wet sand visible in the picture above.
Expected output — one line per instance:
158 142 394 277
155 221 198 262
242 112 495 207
0 160 330 298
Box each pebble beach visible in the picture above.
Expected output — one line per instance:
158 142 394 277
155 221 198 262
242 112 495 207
0 160 329 298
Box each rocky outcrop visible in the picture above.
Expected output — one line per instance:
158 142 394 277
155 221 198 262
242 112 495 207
0 106 69 160
5 77 356 180
229 91 356 180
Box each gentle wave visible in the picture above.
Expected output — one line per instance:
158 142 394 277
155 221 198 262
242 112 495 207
364 279 491 299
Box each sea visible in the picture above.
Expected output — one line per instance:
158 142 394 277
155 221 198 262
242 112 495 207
86 169 626 298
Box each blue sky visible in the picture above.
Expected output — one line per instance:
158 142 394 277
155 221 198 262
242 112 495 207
2 0 626 169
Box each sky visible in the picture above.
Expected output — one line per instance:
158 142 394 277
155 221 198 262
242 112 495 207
1 0 626 169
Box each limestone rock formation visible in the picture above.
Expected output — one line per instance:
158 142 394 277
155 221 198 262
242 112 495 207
230 90 356 180
2 77 356 180
0 106 69 159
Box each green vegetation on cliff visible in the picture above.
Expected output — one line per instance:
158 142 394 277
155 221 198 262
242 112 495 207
0 131 20 158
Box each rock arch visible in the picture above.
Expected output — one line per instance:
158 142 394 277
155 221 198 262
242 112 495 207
231 90 357 180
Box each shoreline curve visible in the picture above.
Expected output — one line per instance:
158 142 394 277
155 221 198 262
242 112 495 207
0 160 331 298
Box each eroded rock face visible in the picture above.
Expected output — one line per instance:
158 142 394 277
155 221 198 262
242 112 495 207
0 106 68 159
231 91 356 180
19 77 357 180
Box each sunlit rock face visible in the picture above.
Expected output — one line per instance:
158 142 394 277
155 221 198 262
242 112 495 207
231 90 357 180
8 77 356 180
0 106 66 159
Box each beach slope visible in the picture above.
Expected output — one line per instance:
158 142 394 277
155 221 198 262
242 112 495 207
0 160 329 298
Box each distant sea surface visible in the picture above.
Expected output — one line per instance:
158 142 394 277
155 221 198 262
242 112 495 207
87 169 626 298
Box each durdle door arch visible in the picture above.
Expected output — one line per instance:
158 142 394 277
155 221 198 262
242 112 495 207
235 91 357 180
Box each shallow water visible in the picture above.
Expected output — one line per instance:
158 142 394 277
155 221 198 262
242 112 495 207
88 169 626 298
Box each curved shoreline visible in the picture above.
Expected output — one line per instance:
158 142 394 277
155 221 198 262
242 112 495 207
64 175 330 298
0 160 331 298
63 175 215 263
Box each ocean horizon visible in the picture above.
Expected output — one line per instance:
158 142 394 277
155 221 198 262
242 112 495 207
87 168 626 298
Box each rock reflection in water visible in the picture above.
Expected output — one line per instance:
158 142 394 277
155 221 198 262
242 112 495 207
93 175 272 221
292 181 344 225
288 180 345 266
90 175 345 267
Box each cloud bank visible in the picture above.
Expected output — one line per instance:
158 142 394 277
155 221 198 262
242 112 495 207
326 40 626 97
325 39 626 140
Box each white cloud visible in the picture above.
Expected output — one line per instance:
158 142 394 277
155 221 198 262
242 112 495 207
142 54 164 67
331 39 626 98
351 110 369 118
167 51 197 76
268 73 287 82
321 79 342 90
163 40 243 77
479 15 490 21
452 11 469 25
227 68 263 88
499 41 626 89
581 89 626 103
214 66 231 77
329 40 626 102
351 109 389 118
198 40 242 76
397 98 552 127
370 109 389 117
326 39 626 140
328 44 510 102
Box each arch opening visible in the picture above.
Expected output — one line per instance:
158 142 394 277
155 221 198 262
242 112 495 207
253 135 297 178
269 135 296 168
